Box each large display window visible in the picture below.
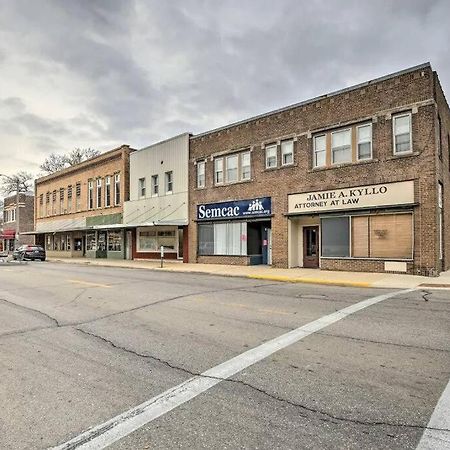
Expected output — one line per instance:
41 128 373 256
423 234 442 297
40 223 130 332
198 222 247 256
137 227 177 252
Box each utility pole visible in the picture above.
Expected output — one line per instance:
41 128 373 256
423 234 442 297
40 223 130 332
0 174 23 250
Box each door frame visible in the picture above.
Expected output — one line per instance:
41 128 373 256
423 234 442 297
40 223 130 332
303 226 319 268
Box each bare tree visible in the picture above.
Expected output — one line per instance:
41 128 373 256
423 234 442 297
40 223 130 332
0 171 33 195
39 148 100 174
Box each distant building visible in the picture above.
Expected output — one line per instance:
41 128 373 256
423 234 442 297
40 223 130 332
1 192 35 251
33 145 134 259
123 133 189 261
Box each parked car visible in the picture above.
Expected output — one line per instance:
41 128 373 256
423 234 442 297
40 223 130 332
13 245 46 261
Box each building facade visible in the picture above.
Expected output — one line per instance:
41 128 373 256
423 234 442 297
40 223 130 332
188 63 450 275
1 192 35 251
123 133 189 261
34 145 134 259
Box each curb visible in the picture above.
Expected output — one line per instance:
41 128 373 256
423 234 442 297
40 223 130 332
247 274 372 288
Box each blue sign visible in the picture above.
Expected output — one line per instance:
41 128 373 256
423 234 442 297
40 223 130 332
197 197 271 221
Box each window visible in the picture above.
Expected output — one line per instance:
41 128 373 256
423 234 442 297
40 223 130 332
198 222 247 256
108 231 122 252
39 194 43 218
151 175 159 196
139 177 146 198
357 124 372 160
46 192 50 216
214 158 224 184
241 151 251 180
439 182 443 260
313 135 326 167
66 235 71 251
197 161 205 188
86 232 96 251
281 140 294 166
226 154 238 182
165 171 173 194
88 181 94 209
96 179 102 208
138 228 177 252
52 190 57 215
105 176 111 207
60 188 65 214
265 144 277 168
67 185 72 213
114 174 120 205
75 183 81 211
332 129 351 164
321 217 350 257
393 112 412 154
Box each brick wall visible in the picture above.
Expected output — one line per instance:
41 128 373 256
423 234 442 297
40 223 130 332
188 64 444 274
3 193 35 246
35 145 134 228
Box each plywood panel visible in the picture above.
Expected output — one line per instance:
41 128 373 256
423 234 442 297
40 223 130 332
352 216 369 257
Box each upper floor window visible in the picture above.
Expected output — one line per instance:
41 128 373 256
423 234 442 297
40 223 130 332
46 192 50 216
265 144 277 168
114 174 120 205
105 176 111 207
332 129 351 164
214 158 224 184
393 112 412 154
59 188 65 214
357 124 372 160
241 151 251 180
197 161 205 188
96 178 102 208
75 182 81 211
226 154 238 182
52 190 57 215
165 171 173 194
151 175 159 196
281 140 294 166
67 185 72 213
88 181 94 210
138 177 146 198
313 135 326 167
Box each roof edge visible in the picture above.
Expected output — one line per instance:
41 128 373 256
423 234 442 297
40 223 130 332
192 62 431 139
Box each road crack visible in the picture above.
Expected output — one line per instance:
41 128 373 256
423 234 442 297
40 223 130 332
74 327 450 433
0 298 61 327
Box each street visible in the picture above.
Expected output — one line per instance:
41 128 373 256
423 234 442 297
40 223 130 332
0 262 449 450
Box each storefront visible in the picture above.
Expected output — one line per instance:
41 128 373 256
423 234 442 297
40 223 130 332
0 229 16 252
134 225 185 260
287 181 416 273
196 197 272 265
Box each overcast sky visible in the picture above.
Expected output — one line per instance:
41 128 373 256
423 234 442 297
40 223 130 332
0 0 449 178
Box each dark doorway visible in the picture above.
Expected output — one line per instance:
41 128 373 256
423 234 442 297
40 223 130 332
303 226 319 268
97 231 107 258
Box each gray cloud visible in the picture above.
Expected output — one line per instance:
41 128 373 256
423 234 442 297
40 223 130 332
0 0 449 180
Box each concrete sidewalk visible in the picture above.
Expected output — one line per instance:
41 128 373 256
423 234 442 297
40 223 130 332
44 257 450 290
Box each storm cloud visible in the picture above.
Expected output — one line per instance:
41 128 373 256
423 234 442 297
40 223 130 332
0 0 449 176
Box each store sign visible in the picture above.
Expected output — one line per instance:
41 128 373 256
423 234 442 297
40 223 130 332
197 197 271 221
288 181 415 214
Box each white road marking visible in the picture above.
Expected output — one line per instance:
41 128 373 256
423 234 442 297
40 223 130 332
51 288 415 450
416 378 450 450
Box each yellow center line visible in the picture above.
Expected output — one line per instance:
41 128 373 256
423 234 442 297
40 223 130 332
67 279 112 288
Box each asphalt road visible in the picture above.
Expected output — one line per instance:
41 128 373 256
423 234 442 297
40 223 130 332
0 261 449 450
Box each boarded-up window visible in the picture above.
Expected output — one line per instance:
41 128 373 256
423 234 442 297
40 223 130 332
352 216 369 257
370 214 412 259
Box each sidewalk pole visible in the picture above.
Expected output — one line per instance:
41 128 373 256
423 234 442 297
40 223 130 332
160 245 164 268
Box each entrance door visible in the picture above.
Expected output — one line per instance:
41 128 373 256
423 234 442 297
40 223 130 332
97 231 107 258
303 226 319 268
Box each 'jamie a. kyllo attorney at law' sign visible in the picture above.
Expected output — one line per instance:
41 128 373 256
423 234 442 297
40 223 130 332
288 181 415 214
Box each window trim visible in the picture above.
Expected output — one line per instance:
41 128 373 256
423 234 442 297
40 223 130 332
114 173 121 206
313 134 326 168
88 180 94 210
356 123 373 161
197 160 206 188
281 139 294 166
241 151 251 180
96 178 102 208
393 112 413 155
225 154 239 183
331 128 352 165
214 157 224 185
151 174 159 197
105 176 111 207
165 171 173 194
138 177 146 198
265 144 278 169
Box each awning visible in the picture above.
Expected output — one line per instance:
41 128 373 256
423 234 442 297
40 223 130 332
0 230 16 239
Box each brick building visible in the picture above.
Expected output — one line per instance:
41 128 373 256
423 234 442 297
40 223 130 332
33 145 134 259
1 192 35 252
188 63 450 275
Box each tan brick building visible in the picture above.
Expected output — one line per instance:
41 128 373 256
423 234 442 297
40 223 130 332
34 145 134 259
188 63 450 275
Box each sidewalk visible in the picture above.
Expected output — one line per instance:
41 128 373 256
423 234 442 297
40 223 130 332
45 257 450 290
